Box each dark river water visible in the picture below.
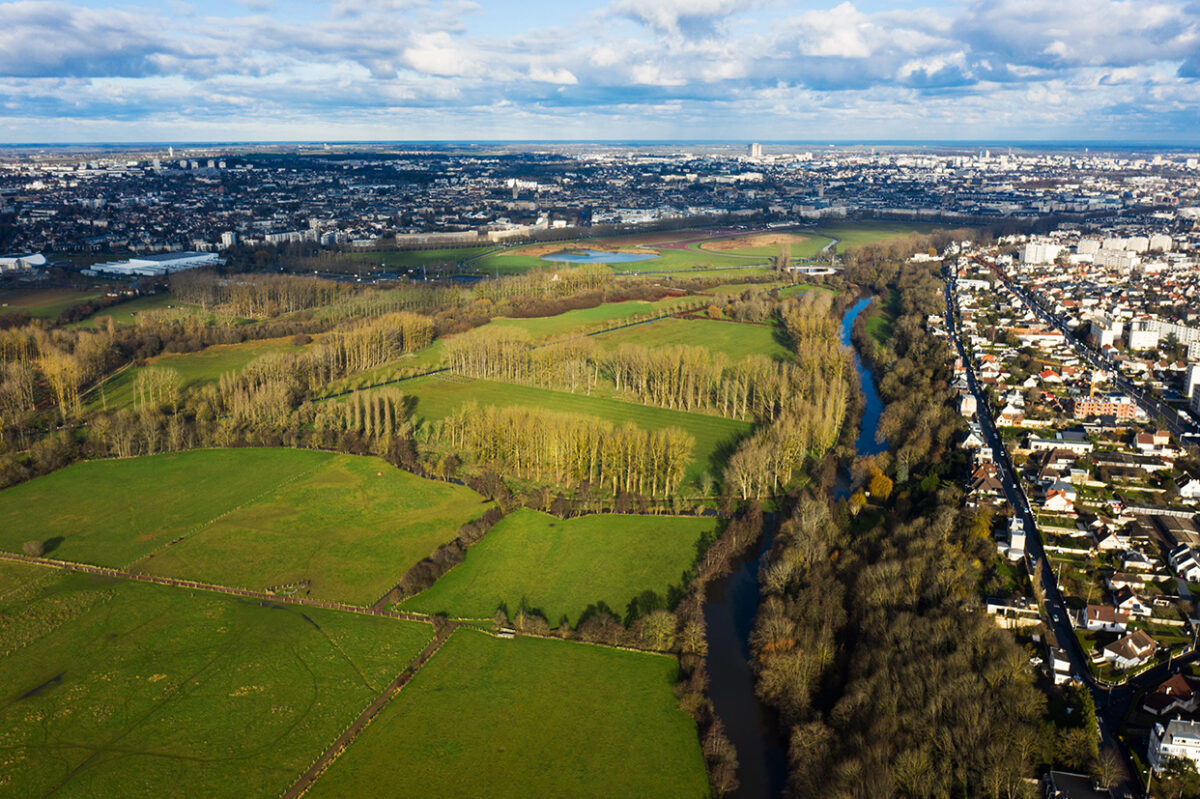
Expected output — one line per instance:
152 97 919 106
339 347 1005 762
702 295 885 798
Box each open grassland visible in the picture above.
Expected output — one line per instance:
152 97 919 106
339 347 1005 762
0 561 432 798
488 295 697 339
86 334 316 410
473 243 763 275
401 509 716 625
866 289 900 348
72 294 196 328
813 220 939 252
307 630 708 799
592 316 793 361
0 288 104 319
0 449 492 604
696 231 825 257
399 375 752 487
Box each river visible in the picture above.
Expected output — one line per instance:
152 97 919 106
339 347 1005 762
702 295 885 798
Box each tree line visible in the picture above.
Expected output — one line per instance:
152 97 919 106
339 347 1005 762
433 402 693 498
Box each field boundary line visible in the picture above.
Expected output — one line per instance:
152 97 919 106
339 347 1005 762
0 551 439 624
121 457 331 572
281 624 459 799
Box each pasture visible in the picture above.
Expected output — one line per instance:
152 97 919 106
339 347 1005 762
72 293 194 328
0 449 492 604
592 316 793 361
401 509 716 625
307 630 708 799
0 288 104 319
86 334 316 410
488 295 697 339
0 561 432 798
399 375 752 487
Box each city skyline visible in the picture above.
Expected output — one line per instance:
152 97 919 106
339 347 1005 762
3 0 1200 143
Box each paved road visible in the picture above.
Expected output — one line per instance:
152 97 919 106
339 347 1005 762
944 273 1200 798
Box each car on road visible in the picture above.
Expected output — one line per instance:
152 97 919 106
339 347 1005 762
1052 613 1061 623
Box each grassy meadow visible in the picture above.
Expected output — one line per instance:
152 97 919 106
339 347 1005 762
86 334 317 410
401 509 716 624
307 630 708 799
0 561 432 798
0 288 104 319
72 294 195 328
0 449 492 604
399 375 752 487
488 295 697 339
592 316 793 361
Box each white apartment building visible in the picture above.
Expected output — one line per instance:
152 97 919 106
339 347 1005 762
1149 718 1200 771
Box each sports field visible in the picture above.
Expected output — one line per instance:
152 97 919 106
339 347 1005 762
592 316 792 361
0 449 492 604
307 630 708 798
401 509 715 624
0 561 432 798
399 375 752 487
86 334 316 410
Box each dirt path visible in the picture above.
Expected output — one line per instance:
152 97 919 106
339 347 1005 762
0 551 433 623
281 624 458 798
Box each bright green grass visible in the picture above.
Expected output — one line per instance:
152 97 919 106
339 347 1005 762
400 375 751 487
489 296 697 339
140 453 492 604
86 334 315 410
0 449 323 567
812 220 939 253
401 509 715 625
308 630 708 799
0 561 432 798
0 449 492 604
0 288 104 319
592 316 792 361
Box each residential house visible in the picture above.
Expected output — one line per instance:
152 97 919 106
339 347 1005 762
1123 549 1157 572
1169 545 1200 582
1079 604 1129 632
1143 674 1200 717
1178 476 1200 504
1103 629 1157 670
1113 586 1153 617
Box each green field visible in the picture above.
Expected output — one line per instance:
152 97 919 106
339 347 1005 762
308 630 708 798
489 296 698 339
87 334 316 410
865 289 900 347
472 243 765 276
813 220 939 253
401 509 715 624
73 293 196 328
592 316 792 361
399 375 752 487
0 288 104 319
0 449 492 604
0 561 432 798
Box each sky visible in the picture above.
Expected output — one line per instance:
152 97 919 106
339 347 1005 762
2 0 1199 143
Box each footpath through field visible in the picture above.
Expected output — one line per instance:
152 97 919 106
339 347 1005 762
0 550 433 623
282 623 459 799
